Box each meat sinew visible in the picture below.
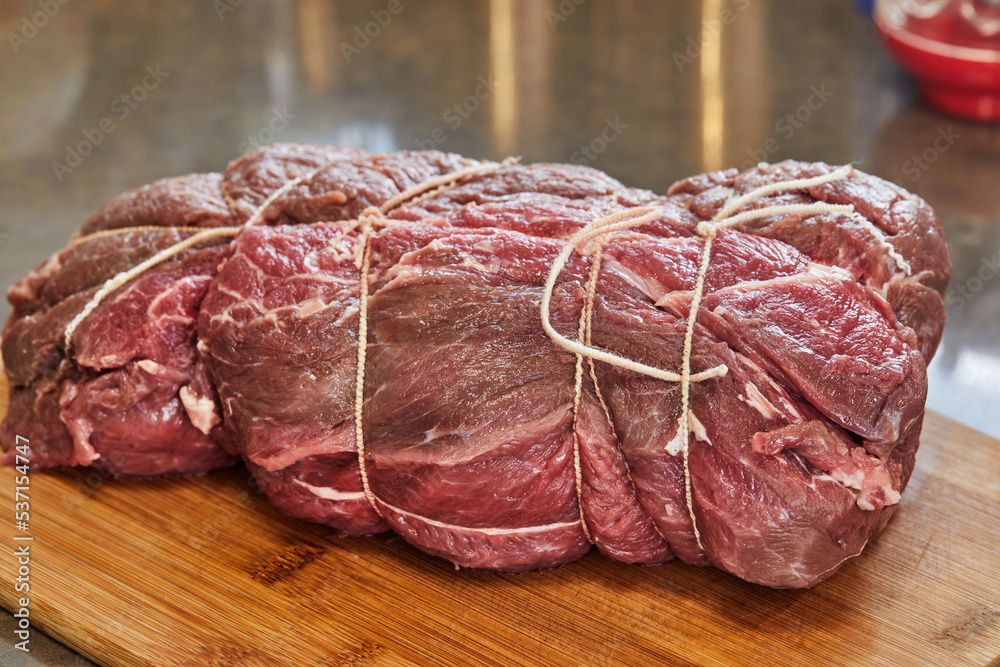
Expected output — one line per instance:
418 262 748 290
1 145 950 588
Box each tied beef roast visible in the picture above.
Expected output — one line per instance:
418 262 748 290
0 144 950 588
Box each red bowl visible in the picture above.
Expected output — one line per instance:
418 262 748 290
876 13 1000 121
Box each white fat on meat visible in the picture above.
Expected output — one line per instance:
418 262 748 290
293 478 366 502
602 257 668 303
742 382 779 420
665 411 712 455
688 412 712 445
296 297 327 319
733 352 803 422
146 275 203 319
460 254 500 274
179 386 221 435
136 359 166 375
387 408 570 466
814 464 901 511
135 359 189 383
714 262 855 295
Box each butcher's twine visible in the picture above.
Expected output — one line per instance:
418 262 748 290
60 160 911 553
348 158 519 519
542 164 911 553
62 172 318 350
572 235 672 547
60 157 516 527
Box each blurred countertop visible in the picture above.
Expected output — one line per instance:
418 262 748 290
1 0 998 664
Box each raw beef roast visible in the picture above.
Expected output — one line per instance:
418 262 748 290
0 145 950 588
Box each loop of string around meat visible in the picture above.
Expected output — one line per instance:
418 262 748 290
61 160 911 548
61 160 514 351
62 169 320 350
60 156 518 524
345 157 520 517
542 164 911 553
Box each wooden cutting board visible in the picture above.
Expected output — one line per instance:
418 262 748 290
1 371 999 667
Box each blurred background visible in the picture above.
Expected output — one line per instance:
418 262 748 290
1 1 997 445
0 0 999 659
1 7 998 442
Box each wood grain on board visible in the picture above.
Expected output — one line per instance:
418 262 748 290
1 368 999 667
